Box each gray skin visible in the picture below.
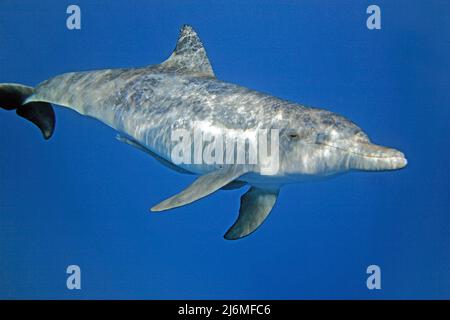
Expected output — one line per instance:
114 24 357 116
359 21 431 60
3 25 407 239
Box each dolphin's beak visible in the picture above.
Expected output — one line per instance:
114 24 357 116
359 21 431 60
348 142 408 171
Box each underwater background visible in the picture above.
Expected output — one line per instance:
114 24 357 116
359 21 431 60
0 0 448 299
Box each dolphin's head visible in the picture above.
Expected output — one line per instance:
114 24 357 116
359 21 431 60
278 108 407 179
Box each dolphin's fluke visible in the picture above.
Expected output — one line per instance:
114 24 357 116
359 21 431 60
224 187 279 240
0 83 55 139
151 166 248 212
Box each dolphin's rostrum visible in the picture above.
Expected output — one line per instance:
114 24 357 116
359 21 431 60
0 25 407 239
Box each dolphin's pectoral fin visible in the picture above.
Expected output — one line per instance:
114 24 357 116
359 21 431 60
221 180 247 190
151 166 248 212
157 25 215 78
224 187 279 240
116 134 192 174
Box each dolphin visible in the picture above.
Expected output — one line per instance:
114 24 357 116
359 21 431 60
0 25 407 239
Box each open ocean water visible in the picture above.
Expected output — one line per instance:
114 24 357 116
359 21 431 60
0 0 448 299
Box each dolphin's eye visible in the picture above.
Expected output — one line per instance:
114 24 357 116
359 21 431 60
287 130 310 141
288 133 300 140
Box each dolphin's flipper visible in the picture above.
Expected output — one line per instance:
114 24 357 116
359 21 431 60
221 180 247 190
151 166 248 212
224 187 279 240
158 25 215 78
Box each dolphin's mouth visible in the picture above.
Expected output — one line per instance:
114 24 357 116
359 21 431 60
319 142 408 171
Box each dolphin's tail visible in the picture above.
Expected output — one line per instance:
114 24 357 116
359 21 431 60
0 83 55 139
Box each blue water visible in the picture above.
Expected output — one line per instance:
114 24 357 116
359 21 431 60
0 0 448 299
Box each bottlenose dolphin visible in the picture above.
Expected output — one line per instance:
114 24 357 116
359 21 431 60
0 25 407 239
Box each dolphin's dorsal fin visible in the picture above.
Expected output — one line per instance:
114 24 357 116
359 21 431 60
158 25 215 77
